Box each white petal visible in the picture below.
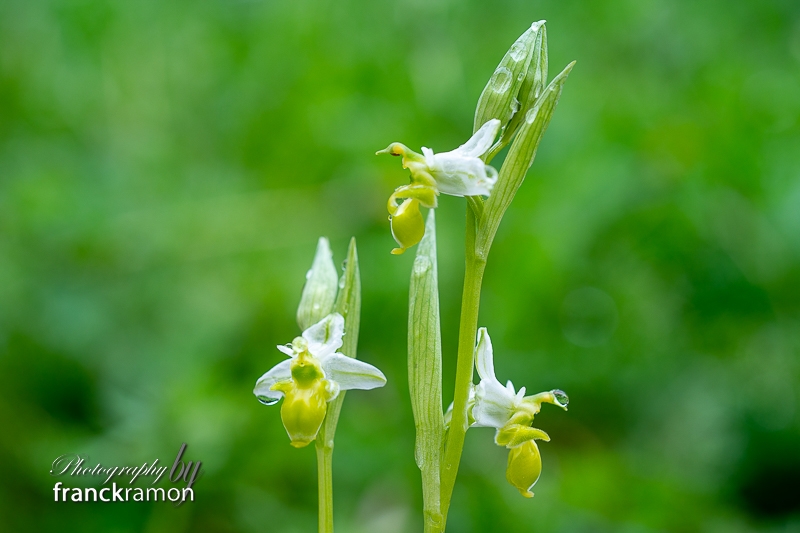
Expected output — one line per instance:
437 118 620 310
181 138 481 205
454 119 501 158
253 359 293 402
475 327 499 384
321 353 386 391
429 154 496 197
276 344 295 356
421 146 436 168
472 379 516 428
302 313 344 358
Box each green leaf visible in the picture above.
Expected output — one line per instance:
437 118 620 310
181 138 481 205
297 237 339 331
408 210 444 530
479 61 576 253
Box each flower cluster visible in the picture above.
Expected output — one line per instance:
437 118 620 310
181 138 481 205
253 313 386 448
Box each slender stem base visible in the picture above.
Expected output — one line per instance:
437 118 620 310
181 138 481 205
315 439 334 533
439 207 487 528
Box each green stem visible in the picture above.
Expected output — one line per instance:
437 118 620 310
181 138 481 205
315 433 335 533
439 206 487 528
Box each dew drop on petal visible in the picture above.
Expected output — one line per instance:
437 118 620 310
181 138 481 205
257 395 280 406
305 269 313 280
552 389 569 407
525 107 538 124
490 67 513 94
509 41 527 62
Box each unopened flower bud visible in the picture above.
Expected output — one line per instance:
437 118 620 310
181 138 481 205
297 238 339 330
473 22 540 135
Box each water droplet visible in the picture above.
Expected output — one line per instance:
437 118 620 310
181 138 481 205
525 107 538 124
552 389 569 407
413 256 431 275
531 20 545 33
338 275 345 290
490 67 512 94
305 269 313 280
510 98 520 115
509 41 527 62
517 69 526 82
257 395 280 406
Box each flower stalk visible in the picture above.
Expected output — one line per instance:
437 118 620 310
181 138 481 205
315 238 362 533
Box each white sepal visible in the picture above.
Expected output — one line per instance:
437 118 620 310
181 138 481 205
253 359 293 401
321 352 387 391
420 119 501 197
472 327 518 428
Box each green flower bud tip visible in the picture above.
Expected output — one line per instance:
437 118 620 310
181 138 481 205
297 237 338 330
506 440 542 498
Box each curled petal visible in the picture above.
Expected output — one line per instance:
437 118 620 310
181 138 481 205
388 184 438 212
321 353 387 391
452 118 501 158
302 313 344 358
253 359 293 403
495 424 550 448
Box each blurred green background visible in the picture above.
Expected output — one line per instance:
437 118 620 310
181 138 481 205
2 0 799 531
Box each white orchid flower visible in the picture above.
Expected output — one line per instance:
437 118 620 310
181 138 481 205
253 313 386 448
471 327 568 497
377 119 502 254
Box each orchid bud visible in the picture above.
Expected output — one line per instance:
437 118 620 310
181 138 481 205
297 238 339 330
473 22 540 135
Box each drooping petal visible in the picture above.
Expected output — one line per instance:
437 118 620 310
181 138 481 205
302 313 344 358
321 352 387 390
452 118 501 158
473 378 516 428
253 359 293 403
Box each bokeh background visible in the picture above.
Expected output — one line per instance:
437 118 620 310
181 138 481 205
2 0 800 531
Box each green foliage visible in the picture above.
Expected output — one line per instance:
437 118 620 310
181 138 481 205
1 0 800 532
